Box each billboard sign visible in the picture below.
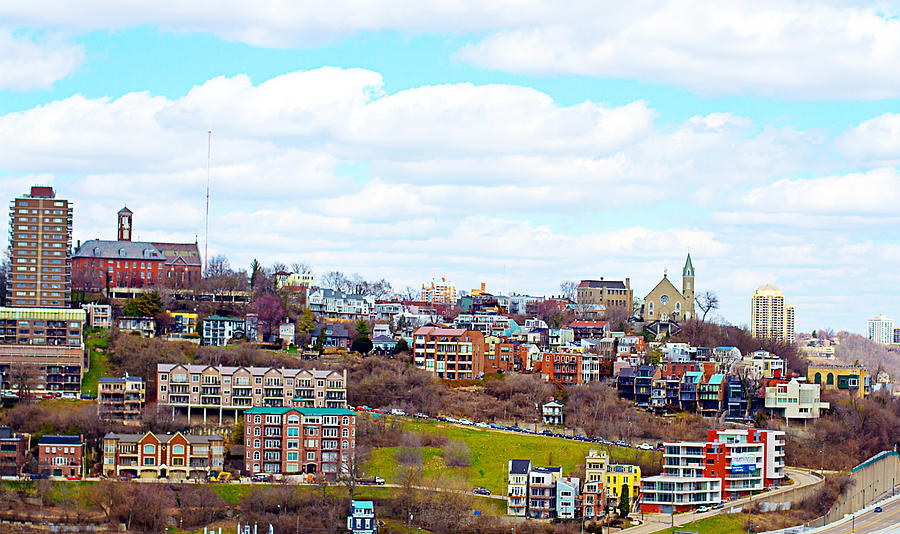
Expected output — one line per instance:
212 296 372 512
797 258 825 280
731 455 758 474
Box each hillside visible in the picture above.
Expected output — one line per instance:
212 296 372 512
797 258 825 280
834 331 900 377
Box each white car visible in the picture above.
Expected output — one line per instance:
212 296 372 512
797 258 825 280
459 419 475 426
60 393 78 400
695 506 710 513
475 422 490 428
390 409 407 416
638 443 653 450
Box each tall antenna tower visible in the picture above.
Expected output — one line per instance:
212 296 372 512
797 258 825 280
204 130 211 276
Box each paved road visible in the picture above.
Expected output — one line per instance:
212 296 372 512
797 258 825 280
811 491 900 534
623 467 823 534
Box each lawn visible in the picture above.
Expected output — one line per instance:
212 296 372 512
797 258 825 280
651 513 747 534
364 417 660 495
82 330 111 397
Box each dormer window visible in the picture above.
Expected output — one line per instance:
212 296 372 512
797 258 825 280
118 248 127 257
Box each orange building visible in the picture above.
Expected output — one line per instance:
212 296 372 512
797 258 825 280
421 277 457 304
413 327 484 379
534 351 582 386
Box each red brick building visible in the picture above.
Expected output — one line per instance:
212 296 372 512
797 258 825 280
484 343 526 374
244 407 356 478
534 351 582 386
73 206 201 290
37 435 83 478
102 431 224 479
0 426 28 477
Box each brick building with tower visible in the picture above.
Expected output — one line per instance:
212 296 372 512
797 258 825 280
73 205 201 290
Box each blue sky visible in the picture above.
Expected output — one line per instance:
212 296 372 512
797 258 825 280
2 2 900 333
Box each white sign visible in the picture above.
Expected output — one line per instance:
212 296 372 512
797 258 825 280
732 455 757 466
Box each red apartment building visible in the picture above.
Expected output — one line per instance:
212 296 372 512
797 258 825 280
102 431 224 479
37 435 83 478
73 206 201 290
484 343 526 374
534 351 582 386
244 407 356 478
412 327 485 379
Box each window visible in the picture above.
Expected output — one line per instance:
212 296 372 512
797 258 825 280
143 444 156 454
172 445 184 455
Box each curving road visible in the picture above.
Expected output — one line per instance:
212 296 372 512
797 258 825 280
809 491 900 534
623 467 823 534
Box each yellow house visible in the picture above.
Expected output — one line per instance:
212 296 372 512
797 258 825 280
808 364 869 399
605 463 641 509
483 335 502 362
169 311 199 335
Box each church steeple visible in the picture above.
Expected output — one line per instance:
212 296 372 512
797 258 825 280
683 253 695 277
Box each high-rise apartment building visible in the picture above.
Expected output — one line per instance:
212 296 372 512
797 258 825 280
421 277 457 304
868 315 894 346
750 285 795 342
7 187 73 308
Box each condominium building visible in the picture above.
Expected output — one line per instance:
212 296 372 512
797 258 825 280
582 450 609 520
641 428 785 513
0 426 28 477
102 431 224 479
0 306 85 346
528 466 562 519
157 364 347 424
98 375 146 425
534 351 582 386
606 463 641 511
308 289 375 320
243 406 356 477
202 315 245 346
37 435 83 478
764 378 829 423
868 315 894 346
0 343 84 394
8 186 73 308
412 327 485 379
117 316 156 337
750 285 795 342
170 311 198 335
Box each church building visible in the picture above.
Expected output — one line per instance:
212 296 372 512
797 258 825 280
643 255 695 322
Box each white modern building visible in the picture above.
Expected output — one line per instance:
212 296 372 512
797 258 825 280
868 315 894 346
765 378 829 424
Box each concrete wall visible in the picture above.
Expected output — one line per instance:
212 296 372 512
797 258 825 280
827 451 900 520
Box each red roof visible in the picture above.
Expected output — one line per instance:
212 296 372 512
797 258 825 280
568 320 609 328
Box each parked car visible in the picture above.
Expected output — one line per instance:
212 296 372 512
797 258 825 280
695 506 710 513
414 413 429 419
437 417 450 422
357 476 386 486
472 487 491 495
638 443 653 450
875 506 883 513
251 473 274 483
489 424 506 430
475 422 490 428
390 409 407 416
712 504 725 510
80 394 96 400
65 475 82 481
60 393 78 400
614 440 627 447
541 430 554 436
42 393 54 399
118 474 134 481
458 419 475 426
28 473 46 480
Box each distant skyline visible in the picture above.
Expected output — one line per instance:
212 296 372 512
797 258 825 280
3 2 900 334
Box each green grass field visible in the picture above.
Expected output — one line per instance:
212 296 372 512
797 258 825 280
82 330 111 397
651 513 747 534
365 417 660 495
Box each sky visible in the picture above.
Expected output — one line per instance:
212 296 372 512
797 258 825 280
2 1 900 334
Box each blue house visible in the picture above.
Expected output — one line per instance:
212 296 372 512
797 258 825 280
347 500 377 534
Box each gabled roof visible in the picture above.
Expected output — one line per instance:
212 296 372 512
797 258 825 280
73 239 162 261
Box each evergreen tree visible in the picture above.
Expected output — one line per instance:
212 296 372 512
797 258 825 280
618 484 630 517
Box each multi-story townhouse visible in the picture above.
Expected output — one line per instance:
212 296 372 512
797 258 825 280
807 364 870 399
582 450 608 520
616 367 636 400
347 500 377 534
557 476 580 519
243 406 356 477
542 400 565 425
102 431 224 479
507 459 531 516
679 371 703 411
528 466 561 519
82 303 111 329
568 321 610 342
117 316 156 337
641 428 785 513
634 365 660 405
0 426 28 477
412 327 485 379
650 378 667 410
98 375 145 425
37 435 83 478
606 463 641 511
202 315 245 346
308 288 375 320
725 375 748 420
697 374 725 416
534 351 581 386
157 365 347 424
765 378 830 423
548 328 574 347
485 342 525 373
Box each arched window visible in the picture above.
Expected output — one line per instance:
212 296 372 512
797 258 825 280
814 372 821 384
253 427 260 436
254 439 260 448
287 415 300 424
254 415 261 424
648 302 654 316
143 444 155 454
253 451 260 460
826 373 834 385
172 445 184 455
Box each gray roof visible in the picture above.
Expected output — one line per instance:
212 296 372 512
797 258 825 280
579 279 627 289
103 431 222 444
74 239 162 260
509 459 531 475
99 376 143 383
371 335 396 343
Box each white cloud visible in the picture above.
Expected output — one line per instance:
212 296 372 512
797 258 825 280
0 29 83 90
837 113 900 165
457 1 900 100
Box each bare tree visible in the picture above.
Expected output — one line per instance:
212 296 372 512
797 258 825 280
206 254 233 277
321 271 351 292
291 262 312 275
559 280 578 301
695 291 719 322
9 362 36 398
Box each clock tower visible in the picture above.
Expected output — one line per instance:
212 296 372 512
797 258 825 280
117 206 133 241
